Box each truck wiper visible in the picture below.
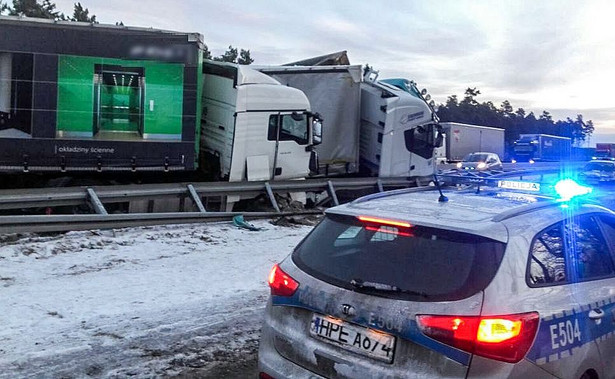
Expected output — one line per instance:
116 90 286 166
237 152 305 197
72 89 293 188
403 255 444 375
350 279 428 298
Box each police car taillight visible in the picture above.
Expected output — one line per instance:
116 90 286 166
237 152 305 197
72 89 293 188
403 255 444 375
268 264 299 297
416 312 539 363
358 216 411 228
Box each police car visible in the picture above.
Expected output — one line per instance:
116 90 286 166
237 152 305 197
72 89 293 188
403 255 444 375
258 176 615 378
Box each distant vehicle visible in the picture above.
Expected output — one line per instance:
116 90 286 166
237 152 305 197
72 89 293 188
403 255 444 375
579 160 615 185
513 134 571 162
456 152 503 171
437 122 505 162
573 146 596 161
259 176 615 378
593 143 615 159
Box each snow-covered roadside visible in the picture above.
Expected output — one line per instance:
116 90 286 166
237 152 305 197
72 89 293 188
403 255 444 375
0 220 314 378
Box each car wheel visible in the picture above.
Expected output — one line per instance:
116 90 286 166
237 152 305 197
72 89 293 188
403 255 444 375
579 369 599 379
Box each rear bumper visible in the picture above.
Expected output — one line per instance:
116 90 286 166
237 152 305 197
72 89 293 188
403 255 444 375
259 321 325 379
466 355 559 378
258 298 469 379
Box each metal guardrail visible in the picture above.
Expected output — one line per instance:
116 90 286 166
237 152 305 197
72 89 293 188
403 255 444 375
0 177 421 211
438 168 563 183
0 211 323 234
0 176 423 233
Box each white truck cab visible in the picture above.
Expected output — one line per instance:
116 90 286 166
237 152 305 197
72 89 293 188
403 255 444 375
361 75 440 177
200 61 321 183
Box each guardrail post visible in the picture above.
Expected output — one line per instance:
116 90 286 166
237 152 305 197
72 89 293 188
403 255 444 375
265 182 281 213
377 179 384 193
187 184 207 213
327 180 340 206
86 188 108 215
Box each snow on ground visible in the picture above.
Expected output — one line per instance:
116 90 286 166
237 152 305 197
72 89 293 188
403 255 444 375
0 219 315 378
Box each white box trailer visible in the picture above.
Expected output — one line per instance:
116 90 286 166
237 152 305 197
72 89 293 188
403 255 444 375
257 65 439 178
439 122 505 162
257 65 362 175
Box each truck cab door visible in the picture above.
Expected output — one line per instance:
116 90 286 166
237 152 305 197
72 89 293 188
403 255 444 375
267 112 311 180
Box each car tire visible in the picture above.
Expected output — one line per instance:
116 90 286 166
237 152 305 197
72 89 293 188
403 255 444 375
579 369 599 379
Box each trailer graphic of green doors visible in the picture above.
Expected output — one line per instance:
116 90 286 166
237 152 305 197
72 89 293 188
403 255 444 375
57 55 184 141
93 64 144 138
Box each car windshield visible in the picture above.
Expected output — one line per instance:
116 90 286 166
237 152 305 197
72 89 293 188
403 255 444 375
584 162 615 172
292 214 506 301
518 136 536 143
463 153 489 162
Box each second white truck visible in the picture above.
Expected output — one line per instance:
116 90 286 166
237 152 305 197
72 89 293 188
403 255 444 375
257 64 441 178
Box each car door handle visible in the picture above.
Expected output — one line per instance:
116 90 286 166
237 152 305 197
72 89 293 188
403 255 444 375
589 308 605 320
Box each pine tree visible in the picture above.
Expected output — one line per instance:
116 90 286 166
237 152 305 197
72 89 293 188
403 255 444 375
72 2 96 23
9 0 64 20
212 45 254 64
237 49 253 65
0 1 10 14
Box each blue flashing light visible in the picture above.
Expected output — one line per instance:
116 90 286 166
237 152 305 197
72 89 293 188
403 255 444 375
554 179 592 201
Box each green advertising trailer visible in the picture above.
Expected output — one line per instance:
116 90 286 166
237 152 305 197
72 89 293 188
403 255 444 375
0 16 203 172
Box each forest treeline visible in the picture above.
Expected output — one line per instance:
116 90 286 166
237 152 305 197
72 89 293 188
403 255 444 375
435 88 593 146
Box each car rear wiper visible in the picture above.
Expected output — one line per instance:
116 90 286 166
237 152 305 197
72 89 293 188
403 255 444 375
350 278 428 298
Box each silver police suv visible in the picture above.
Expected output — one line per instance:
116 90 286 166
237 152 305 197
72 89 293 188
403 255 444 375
259 178 615 378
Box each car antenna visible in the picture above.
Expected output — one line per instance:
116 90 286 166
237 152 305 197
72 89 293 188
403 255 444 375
432 174 448 202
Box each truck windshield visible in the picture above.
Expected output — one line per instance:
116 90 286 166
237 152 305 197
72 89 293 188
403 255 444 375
292 214 506 301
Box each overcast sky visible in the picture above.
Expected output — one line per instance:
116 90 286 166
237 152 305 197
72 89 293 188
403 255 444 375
55 0 615 145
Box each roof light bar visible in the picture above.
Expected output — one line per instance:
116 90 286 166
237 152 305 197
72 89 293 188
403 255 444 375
554 179 592 201
358 216 411 228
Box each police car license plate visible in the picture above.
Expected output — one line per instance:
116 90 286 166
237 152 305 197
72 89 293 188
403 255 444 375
309 314 396 363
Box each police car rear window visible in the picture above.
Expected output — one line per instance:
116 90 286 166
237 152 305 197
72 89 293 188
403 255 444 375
292 214 506 302
528 214 615 286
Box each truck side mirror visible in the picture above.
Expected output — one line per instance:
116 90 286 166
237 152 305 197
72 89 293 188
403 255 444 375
312 119 322 146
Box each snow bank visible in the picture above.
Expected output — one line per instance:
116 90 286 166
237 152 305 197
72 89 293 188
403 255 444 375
0 220 314 377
